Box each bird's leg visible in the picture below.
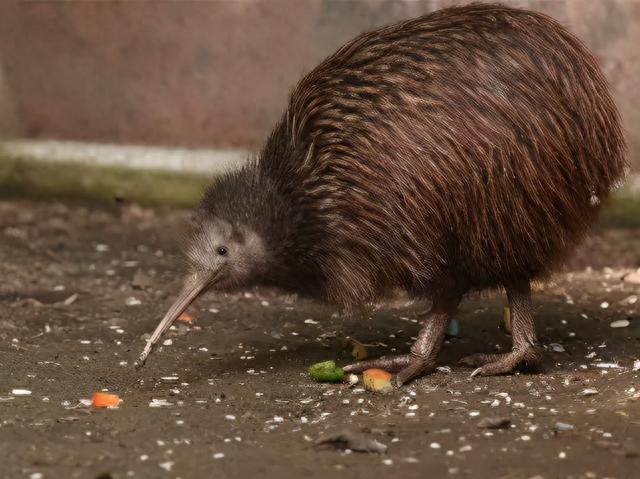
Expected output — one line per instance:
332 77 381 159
460 280 543 376
343 294 460 387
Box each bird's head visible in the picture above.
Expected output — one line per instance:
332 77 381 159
185 215 268 291
139 214 267 357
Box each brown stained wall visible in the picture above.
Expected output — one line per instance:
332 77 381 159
0 63 22 137
0 0 638 169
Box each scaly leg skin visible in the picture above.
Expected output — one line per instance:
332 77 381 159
460 280 544 377
343 294 460 388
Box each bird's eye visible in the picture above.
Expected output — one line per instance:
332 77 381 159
216 246 228 256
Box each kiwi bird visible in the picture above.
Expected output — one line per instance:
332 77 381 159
137 3 626 386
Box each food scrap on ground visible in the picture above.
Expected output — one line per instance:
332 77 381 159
11 388 32 396
502 306 512 333
343 336 369 360
610 319 630 328
92 392 121 408
362 368 394 393
178 312 194 324
308 360 344 382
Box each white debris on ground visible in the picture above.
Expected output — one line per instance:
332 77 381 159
1 200 639 477
11 389 32 396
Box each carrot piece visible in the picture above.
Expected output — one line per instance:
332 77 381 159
363 368 394 393
178 313 194 324
92 392 121 408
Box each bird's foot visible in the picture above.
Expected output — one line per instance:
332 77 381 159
459 345 544 377
343 354 435 388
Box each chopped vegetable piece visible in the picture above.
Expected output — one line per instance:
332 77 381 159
178 313 194 323
343 336 369 360
92 392 121 408
351 342 368 360
502 306 512 333
363 368 394 393
309 360 344 382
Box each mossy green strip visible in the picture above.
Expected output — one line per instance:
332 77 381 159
1 147 639 226
599 191 640 228
0 154 210 208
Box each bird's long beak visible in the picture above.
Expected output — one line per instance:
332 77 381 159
135 270 217 367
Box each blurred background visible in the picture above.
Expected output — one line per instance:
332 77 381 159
0 0 638 209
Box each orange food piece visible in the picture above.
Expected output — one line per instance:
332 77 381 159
92 392 121 408
178 313 194 323
362 368 394 393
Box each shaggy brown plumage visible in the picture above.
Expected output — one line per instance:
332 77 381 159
138 3 626 384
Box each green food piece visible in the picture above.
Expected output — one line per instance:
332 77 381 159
309 360 344 382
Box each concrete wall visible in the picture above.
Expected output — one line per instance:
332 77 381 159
0 0 638 169
0 63 22 138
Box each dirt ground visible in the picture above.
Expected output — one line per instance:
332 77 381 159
1 199 639 479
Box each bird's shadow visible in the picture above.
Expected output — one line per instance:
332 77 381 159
136 293 626 389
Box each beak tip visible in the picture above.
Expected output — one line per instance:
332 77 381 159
135 272 212 368
135 342 153 368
